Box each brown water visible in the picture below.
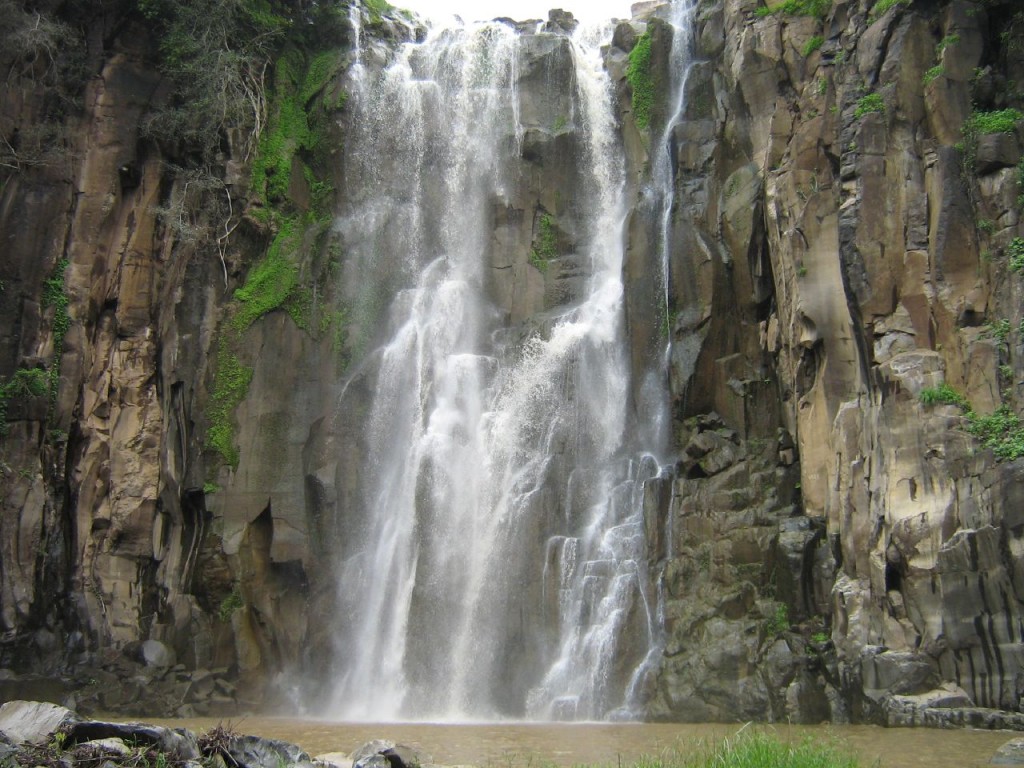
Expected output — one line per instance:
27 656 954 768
145 718 1016 768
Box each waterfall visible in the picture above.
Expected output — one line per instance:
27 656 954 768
324 3 694 723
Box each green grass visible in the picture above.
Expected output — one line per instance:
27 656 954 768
530 214 557 273
919 383 969 409
627 32 654 131
967 108 1023 135
936 34 960 55
757 0 832 18
671 733 860 768
922 65 944 86
802 36 824 56
869 0 910 18
853 92 884 119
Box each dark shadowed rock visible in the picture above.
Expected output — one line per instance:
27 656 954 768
67 721 200 760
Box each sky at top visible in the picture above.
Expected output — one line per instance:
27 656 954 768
396 0 636 25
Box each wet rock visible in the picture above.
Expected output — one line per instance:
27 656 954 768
993 738 1024 765
544 9 578 35
226 735 315 768
351 740 421 768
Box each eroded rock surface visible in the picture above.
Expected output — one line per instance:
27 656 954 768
1 0 1023 725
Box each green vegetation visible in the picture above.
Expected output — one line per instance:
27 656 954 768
756 0 832 18
987 318 1012 345
922 65 944 86
203 482 221 494
869 0 910 19
627 32 654 131
958 109 1024 173
531 213 557 273
0 369 50 436
966 406 1024 461
802 36 824 56
967 108 1023 135
679 733 860 768
1010 237 1024 273
206 340 254 467
137 0 351 162
765 604 790 636
920 383 1024 461
233 220 300 331
919 383 970 408
363 0 395 24
853 92 885 119
201 28 349 469
42 258 70 405
218 585 244 622
936 34 960 55
249 48 342 211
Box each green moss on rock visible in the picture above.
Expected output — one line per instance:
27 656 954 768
627 32 654 131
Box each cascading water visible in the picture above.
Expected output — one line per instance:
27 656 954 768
324 2 695 722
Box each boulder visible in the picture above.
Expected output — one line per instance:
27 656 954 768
993 738 1024 765
140 640 176 669
351 740 421 768
68 721 200 760
975 133 1021 175
0 701 77 745
226 735 315 768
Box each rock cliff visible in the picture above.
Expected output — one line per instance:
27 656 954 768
1 0 1024 725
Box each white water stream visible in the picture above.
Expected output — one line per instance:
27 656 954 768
325 2 694 723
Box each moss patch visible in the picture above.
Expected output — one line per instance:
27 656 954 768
627 32 654 131
206 339 254 468
530 213 557 273
233 219 301 332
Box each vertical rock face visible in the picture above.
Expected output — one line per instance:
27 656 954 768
621 0 1024 724
1 0 1024 725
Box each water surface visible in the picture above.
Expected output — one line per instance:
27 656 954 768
149 719 1014 768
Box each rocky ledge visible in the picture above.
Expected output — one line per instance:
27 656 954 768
0 700 424 768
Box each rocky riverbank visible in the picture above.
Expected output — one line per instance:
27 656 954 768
0 700 423 768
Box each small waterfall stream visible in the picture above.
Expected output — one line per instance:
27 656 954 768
325 2 695 723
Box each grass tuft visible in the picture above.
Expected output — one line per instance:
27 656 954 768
660 733 861 768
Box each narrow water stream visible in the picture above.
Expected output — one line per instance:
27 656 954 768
148 719 1012 768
